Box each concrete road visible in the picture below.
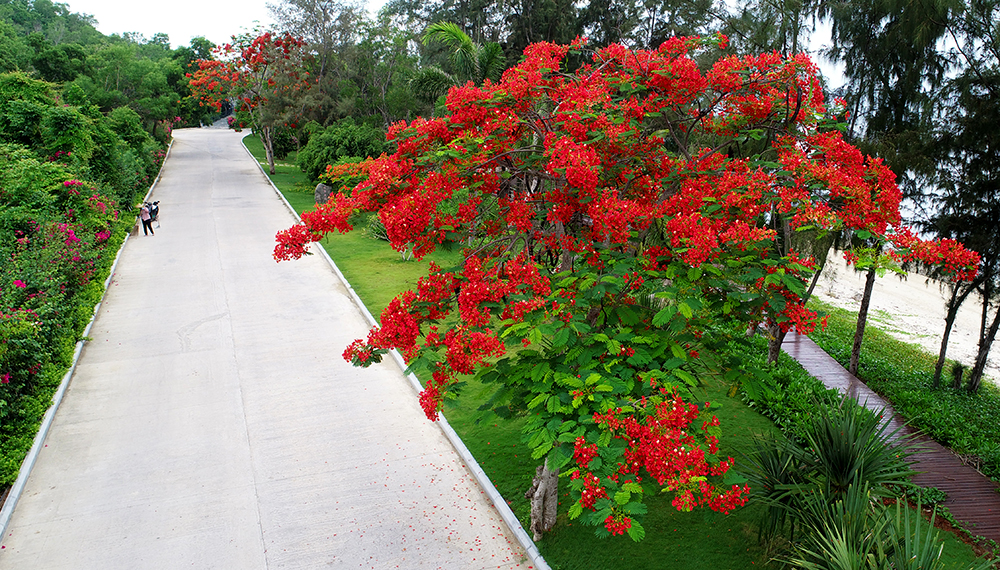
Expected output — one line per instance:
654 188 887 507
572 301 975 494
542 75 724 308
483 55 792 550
0 128 529 569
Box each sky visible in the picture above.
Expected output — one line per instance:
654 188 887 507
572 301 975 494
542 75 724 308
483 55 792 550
61 0 844 87
62 0 276 48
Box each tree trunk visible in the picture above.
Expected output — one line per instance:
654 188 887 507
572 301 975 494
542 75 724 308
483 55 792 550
952 363 965 390
261 125 276 175
554 221 574 272
525 462 559 541
766 249 827 364
802 264 824 304
934 283 976 387
849 269 877 376
767 320 787 364
935 315 959 389
968 303 1000 393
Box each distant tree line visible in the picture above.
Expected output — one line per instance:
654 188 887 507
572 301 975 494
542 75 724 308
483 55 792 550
0 0 221 132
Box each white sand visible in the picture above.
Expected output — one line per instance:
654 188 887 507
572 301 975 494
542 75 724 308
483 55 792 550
811 251 1000 387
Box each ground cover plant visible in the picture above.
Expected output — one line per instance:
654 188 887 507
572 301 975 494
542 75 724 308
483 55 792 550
809 299 1000 483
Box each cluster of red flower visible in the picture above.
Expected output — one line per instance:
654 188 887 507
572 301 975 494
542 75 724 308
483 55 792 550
276 34 978 539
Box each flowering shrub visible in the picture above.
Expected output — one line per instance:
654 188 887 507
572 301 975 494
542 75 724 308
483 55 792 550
0 306 42 426
1 157 123 486
275 36 978 540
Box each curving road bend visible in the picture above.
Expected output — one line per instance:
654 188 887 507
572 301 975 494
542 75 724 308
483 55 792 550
0 128 529 569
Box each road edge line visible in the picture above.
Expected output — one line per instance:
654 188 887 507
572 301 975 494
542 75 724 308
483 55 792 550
241 135 551 570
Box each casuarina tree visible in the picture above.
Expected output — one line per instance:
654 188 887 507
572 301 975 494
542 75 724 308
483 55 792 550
274 36 978 540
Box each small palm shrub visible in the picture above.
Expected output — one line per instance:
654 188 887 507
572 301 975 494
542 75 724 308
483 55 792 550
797 399 916 498
745 397 915 535
788 486 993 570
745 399 995 569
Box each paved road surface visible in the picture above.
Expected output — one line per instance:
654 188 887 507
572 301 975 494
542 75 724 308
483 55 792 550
0 128 529 569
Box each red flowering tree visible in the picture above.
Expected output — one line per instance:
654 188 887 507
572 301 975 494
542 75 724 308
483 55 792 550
188 31 311 174
274 36 978 541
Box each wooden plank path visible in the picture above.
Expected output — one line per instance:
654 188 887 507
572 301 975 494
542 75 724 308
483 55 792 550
782 331 1000 544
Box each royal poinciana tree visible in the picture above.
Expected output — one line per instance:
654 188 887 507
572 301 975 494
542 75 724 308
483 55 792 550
274 36 978 541
188 31 311 174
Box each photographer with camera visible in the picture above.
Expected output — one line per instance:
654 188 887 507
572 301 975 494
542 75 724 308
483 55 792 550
139 202 155 236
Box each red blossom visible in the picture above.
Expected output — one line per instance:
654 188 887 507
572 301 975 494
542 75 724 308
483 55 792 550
272 35 975 541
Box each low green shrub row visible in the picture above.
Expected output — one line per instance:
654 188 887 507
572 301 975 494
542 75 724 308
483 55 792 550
809 300 1000 481
721 329 841 440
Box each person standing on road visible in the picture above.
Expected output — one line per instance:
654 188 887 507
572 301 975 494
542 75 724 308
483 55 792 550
140 203 154 236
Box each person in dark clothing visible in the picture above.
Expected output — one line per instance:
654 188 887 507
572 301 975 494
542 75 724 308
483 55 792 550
149 201 160 228
140 203 154 236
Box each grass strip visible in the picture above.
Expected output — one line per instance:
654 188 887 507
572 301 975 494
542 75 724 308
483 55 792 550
245 135 988 569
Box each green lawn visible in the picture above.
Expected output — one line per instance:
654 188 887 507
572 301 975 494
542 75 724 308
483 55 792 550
243 134 991 569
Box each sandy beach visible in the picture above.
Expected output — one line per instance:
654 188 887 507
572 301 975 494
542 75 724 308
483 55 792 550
811 251 999 387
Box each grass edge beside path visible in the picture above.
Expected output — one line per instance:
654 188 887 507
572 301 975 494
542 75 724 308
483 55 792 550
243 134 990 569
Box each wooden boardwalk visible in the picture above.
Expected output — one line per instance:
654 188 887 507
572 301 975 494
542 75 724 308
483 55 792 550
782 332 1000 544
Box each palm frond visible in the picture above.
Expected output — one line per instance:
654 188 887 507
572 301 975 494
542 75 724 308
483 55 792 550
410 66 455 104
477 41 507 84
423 21 477 82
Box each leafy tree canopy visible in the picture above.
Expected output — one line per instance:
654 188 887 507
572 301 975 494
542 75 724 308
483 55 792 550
276 36 978 540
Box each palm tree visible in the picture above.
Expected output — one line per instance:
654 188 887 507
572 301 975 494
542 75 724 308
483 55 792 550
411 22 507 105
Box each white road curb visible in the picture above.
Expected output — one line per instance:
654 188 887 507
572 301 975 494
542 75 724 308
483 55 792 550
0 140 175 542
241 136 551 570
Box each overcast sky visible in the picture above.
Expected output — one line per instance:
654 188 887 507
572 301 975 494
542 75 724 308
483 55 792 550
63 0 276 48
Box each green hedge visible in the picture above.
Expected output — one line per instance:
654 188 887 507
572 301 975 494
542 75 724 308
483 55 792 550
0 71 160 487
295 119 388 182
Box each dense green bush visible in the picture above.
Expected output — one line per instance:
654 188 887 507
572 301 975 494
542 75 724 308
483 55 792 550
296 118 388 182
0 71 159 487
0 21 31 73
723 330 840 439
271 126 297 160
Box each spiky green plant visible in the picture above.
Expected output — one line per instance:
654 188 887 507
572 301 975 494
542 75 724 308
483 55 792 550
744 432 808 543
796 399 916 499
787 490 996 570
785 484 886 570
744 397 923 563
